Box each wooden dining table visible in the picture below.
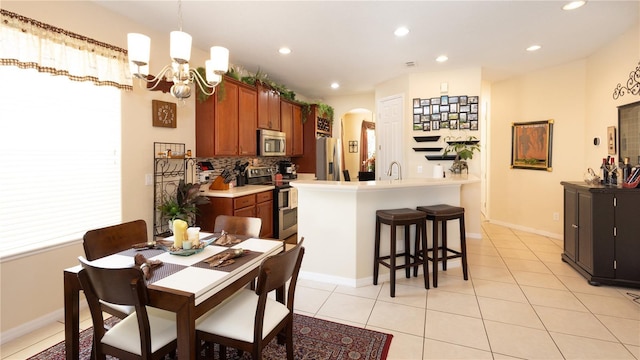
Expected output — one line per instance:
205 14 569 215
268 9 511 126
63 233 284 360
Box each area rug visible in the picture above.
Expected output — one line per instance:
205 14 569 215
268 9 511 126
28 313 392 360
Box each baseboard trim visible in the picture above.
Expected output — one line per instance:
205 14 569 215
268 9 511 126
486 219 562 240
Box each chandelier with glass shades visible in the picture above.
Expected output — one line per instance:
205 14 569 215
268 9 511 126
126 1 229 100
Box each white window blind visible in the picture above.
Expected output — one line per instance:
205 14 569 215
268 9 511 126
0 67 121 259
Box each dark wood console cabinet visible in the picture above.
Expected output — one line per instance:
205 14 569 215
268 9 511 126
561 181 640 288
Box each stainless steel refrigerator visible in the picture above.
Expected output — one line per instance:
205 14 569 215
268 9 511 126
316 137 342 181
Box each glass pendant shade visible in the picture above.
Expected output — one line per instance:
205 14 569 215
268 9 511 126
209 46 229 75
170 31 192 63
205 60 222 86
127 33 151 66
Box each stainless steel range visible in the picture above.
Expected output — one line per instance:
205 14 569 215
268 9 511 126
246 166 297 240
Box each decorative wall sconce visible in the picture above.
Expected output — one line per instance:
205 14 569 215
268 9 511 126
348 141 358 153
613 61 640 99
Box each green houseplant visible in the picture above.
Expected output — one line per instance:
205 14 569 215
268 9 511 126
158 180 210 226
443 135 480 173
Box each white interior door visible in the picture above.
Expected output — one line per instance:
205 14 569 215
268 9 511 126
377 95 404 180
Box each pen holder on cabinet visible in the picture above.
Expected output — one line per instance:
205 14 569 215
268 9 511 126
209 176 230 190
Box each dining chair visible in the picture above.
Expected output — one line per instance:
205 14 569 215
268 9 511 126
82 219 148 319
213 215 262 238
77 256 178 360
196 238 305 360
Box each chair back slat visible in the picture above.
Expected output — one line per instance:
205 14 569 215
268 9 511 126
256 239 305 297
83 219 147 260
213 215 262 238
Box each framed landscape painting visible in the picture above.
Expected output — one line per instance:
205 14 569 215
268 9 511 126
511 119 554 171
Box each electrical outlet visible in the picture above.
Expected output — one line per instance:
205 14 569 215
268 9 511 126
553 212 559 221
145 174 153 186
417 166 423 174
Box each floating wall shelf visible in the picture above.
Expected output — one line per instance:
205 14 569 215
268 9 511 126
412 147 443 152
414 136 441 142
425 155 457 161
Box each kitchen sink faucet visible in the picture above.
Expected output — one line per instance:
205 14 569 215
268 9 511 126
387 161 402 180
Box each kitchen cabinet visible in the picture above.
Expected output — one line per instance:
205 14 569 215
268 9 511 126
561 181 640 288
257 83 280 131
238 85 257 156
197 190 273 238
293 104 332 174
195 76 257 157
281 99 304 157
256 190 273 238
292 103 303 156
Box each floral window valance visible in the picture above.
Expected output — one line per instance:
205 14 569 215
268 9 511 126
0 9 132 90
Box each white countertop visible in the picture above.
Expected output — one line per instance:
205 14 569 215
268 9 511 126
290 174 479 192
199 184 274 198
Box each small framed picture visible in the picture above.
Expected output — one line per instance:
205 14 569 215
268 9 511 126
413 98 421 108
432 104 440 114
441 112 449 121
413 124 422 131
420 99 430 106
449 113 459 120
423 106 430 115
450 120 459 130
450 103 458 113
470 120 479 130
460 105 470 113
459 96 468 106
440 120 450 129
413 114 421 124
440 105 450 113
432 113 441 121
460 121 470 129
414 107 423 115
421 115 430 122
460 112 468 122
449 96 459 104
470 103 478 113
431 97 441 105
469 96 479 104
469 113 478 121
440 95 449 105
422 122 431 131
432 120 440 130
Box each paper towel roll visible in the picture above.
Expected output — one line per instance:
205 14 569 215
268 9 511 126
433 165 444 178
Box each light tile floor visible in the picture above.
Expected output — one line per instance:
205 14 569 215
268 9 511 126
3 221 640 359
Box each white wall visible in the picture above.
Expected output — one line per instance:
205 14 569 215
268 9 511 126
0 0 203 338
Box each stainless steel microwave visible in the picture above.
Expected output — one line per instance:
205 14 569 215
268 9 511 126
258 129 286 156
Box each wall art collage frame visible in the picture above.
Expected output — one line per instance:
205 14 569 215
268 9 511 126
412 95 479 131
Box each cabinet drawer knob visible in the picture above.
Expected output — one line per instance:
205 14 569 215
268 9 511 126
572 224 578 228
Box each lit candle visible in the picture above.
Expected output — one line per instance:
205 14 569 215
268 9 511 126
187 227 201 246
172 219 188 249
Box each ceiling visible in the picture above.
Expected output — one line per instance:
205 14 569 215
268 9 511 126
94 1 639 101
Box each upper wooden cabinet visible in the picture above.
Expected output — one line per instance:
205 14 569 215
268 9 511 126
257 83 280 131
281 99 304 157
238 86 257 156
292 103 303 156
195 76 257 157
293 104 331 173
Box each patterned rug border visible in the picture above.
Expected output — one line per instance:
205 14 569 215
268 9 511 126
28 313 393 360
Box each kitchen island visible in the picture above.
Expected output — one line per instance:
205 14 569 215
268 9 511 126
291 175 480 287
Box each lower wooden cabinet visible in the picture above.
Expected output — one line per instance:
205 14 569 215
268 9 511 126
561 181 640 288
197 190 273 238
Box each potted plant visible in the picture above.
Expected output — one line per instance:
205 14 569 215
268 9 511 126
443 135 480 173
158 180 210 227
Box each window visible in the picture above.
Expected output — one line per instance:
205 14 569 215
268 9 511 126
0 67 121 259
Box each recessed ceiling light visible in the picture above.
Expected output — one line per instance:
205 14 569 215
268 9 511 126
526 45 542 52
331 82 340 89
562 1 586 10
394 27 409 37
435 55 448 63
278 47 291 55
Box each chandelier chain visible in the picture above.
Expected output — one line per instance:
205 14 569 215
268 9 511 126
177 0 183 31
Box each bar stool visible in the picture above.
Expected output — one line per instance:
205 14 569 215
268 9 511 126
374 208 429 297
416 204 468 288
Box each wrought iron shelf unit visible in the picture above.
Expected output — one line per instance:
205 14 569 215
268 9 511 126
153 142 196 237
